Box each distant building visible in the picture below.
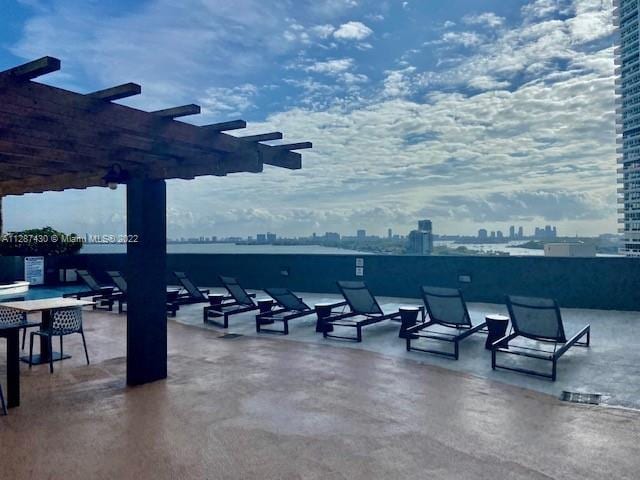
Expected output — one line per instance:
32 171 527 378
478 229 488 240
490 231 496 239
544 243 596 258
256 234 266 244
518 226 524 239
496 230 504 240
509 225 515 239
325 232 340 242
418 220 432 232
266 232 276 243
357 229 366 239
408 230 433 255
388 228 392 239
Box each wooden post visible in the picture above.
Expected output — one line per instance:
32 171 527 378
126 176 167 385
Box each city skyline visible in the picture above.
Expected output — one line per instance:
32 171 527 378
0 0 619 238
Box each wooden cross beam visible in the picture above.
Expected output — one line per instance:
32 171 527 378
152 104 201 119
240 132 283 142
0 56 60 81
269 142 313 151
202 120 246 132
88 83 142 102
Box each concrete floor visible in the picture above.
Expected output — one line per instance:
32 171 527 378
1 303 639 479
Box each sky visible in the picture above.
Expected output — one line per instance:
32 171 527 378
0 0 617 238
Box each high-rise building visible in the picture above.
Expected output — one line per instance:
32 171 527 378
496 230 504 240
388 228 392 239
418 220 432 232
478 229 488 240
614 1 640 255
357 229 366 239
266 232 276 243
408 230 433 254
256 234 266 244
509 225 515 239
518 226 524 239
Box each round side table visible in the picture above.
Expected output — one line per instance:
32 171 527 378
485 314 509 350
257 298 275 325
398 306 420 338
315 303 335 333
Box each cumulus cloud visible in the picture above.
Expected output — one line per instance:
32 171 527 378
462 12 505 28
333 21 373 40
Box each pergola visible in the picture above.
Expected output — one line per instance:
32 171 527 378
0 56 311 385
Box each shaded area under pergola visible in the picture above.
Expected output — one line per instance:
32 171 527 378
0 56 311 385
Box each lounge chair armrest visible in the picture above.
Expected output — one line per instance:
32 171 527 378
492 332 517 349
555 324 590 358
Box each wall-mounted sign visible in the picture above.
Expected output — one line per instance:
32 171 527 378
355 258 364 267
24 256 45 285
355 267 364 277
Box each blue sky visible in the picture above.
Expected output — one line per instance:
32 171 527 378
0 0 616 238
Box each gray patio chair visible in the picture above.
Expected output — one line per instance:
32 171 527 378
323 281 408 342
491 295 590 381
0 307 40 350
203 276 258 328
29 307 90 374
404 286 487 360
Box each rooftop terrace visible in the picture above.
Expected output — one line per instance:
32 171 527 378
1 288 639 479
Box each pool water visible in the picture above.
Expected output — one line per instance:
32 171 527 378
0 285 89 301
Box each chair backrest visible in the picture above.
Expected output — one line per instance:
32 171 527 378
0 308 27 327
77 269 101 291
174 272 206 300
421 286 471 327
106 271 128 293
219 276 255 306
52 307 83 335
506 295 566 342
337 281 383 315
265 288 310 312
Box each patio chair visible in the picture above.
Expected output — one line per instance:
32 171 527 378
105 271 179 317
491 295 591 381
63 269 116 310
29 307 89 374
173 272 210 305
323 281 404 342
0 308 40 351
202 276 258 328
256 288 341 335
404 286 486 360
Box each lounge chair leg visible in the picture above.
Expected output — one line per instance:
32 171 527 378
256 317 261 333
223 314 229 329
406 337 411 352
29 332 35 368
491 348 496 371
283 320 289 335
356 326 362 343
551 359 557 382
454 341 459 360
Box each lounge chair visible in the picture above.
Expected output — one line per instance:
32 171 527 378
202 276 258 328
491 296 590 381
173 272 210 305
256 288 346 335
323 281 404 342
105 271 179 317
63 269 116 309
404 286 486 360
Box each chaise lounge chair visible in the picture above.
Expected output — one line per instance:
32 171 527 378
63 269 116 310
404 286 486 360
491 295 591 381
256 288 346 335
105 271 179 317
202 276 258 328
323 281 405 342
173 272 210 305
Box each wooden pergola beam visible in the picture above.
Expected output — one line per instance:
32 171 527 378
88 83 142 102
240 132 283 142
152 104 201 119
269 142 313 151
0 56 60 81
202 120 246 132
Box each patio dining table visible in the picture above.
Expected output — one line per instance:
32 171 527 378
0 297 94 367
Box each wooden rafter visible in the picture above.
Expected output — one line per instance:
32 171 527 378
0 56 311 196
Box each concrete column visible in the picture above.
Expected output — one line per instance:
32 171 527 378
126 176 167 385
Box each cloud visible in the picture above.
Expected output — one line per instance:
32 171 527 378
440 31 485 48
333 21 373 41
306 58 354 74
199 84 258 117
462 12 505 28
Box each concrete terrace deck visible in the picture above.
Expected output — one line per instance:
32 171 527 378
0 296 639 479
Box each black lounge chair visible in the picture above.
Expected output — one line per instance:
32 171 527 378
256 288 345 335
105 271 179 317
492 295 591 381
173 272 210 305
63 269 116 309
323 281 404 342
202 276 258 328
404 286 486 360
